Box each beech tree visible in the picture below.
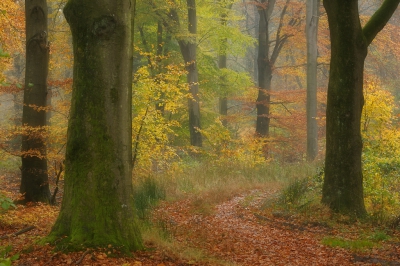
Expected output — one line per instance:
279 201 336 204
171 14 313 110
255 0 292 136
47 0 142 250
306 0 319 161
218 0 233 127
20 0 51 203
322 0 399 216
176 0 202 147
149 0 202 147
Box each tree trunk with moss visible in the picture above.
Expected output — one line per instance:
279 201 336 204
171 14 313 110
47 0 142 251
322 0 399 216
20 0 51 203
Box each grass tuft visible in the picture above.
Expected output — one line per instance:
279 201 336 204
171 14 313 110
133 177 166 220
322 236 375 251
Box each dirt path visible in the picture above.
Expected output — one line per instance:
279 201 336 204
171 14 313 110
2 171 400 265
156 190 400 265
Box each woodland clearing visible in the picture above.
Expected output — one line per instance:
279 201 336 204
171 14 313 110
1 171 400 266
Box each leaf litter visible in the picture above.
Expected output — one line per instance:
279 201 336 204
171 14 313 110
1 173 400 265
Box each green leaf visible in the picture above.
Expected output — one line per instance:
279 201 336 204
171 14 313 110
1 201 9 210
10 253 20 261
0 197 15 211
0 48 10 58
0 260 11 266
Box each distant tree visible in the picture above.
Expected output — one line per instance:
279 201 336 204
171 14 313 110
176 0 203 147
47 0 142 251
218 0 233 127
20 0 51 203
322 0 399 216
306 0 319 161
255 0 292 137
151 0 203 147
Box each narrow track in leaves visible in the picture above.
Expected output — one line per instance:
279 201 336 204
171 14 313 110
155 190 400 265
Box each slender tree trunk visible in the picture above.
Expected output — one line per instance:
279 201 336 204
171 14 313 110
151 0 202 146
155 21 165 115
218 52 228 127
218 1 231 127
322 0 399 216
179 0 202 147
306 0 319 161
255 0 275 136
253 4 259 83
20 0 51 203
47 0 142 251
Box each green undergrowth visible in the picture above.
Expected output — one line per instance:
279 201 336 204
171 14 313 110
133 177 166 220
162 158 318 200
261 164 324 214
260 165 400 254
321 229 393 252
135 158 321 217
0 245 19 266
264 163 400 226
322 236 376 251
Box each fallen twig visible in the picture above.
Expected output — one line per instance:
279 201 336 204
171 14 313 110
0 225 36 239
75 249 91 265
14 225 36 236
51 162 63 205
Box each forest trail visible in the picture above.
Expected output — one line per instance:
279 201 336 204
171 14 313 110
1 173 400 265
154 189 400 266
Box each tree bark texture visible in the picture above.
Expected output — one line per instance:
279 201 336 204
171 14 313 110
306 0 319 161
179 0 202 147
48 0 142 251
322 0 399 216
255 0 274 137
21 0 51 203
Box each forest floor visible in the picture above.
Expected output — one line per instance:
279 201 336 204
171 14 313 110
1 172 400 266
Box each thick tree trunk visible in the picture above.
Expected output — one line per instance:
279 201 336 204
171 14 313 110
306 0 319 161
322 0 399 216
47 0 142 251
20 0 51 203
179 0 202 147
322 0 367 216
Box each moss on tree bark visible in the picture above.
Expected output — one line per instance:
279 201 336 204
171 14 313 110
47 0 142 251
322 0 399 216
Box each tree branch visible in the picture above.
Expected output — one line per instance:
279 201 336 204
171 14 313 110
363 0 400 46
